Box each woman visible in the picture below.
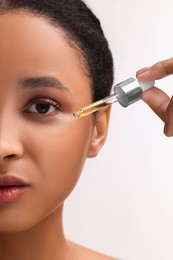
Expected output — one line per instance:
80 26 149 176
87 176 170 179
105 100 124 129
0 0 118 259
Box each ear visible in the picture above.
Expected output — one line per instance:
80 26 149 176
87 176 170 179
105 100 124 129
87 106 111 158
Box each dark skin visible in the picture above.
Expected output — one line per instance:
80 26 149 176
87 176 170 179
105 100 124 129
136 58 173 137
0 10 118 260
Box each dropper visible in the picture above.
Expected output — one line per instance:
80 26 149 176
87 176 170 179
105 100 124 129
73 77 155 118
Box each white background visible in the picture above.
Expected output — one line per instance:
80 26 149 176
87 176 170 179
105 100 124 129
64 1 173 259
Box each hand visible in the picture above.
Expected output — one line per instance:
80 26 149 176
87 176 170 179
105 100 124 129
136 58 173 137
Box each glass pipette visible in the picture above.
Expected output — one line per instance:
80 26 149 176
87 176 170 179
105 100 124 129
73 78 155 118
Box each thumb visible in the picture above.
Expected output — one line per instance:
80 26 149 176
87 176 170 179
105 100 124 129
142 87 170 122
163 95 173 137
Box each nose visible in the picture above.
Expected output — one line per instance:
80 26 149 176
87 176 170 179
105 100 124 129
0 117 24 163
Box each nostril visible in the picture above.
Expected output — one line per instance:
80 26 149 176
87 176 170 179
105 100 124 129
3 154 19 160
0 143 23 161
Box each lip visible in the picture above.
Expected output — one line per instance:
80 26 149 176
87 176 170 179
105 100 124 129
0 175 30 204
0 175 29 186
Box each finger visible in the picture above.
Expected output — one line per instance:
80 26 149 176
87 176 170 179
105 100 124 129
136 66 151 76
164 96 173 137
142 86 170 122
136 57 173 82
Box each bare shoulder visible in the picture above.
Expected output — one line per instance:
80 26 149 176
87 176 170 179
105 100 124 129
67 240 120 260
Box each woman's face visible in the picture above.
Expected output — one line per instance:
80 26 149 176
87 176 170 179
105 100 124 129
0 11 100 232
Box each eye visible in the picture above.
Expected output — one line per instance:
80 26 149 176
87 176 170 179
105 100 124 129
26 98 61 116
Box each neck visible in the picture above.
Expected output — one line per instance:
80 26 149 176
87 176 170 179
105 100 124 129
0 205 69 260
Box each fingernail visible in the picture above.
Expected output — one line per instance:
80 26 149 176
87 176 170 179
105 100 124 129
136 66 151 76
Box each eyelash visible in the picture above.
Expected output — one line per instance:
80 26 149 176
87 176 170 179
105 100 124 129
25 98 62 117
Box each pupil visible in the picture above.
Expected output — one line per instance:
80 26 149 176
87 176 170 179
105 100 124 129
36 104 50 114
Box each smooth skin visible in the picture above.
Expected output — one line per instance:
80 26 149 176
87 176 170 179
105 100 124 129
0 11 117 260
136 57 173 137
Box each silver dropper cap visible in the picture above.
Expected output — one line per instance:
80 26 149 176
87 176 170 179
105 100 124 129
114 78 155 107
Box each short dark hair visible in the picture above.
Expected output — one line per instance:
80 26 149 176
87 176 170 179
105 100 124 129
0 0 114 102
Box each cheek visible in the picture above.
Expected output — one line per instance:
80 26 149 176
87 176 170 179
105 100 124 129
0 119 94 233
26 118 93 206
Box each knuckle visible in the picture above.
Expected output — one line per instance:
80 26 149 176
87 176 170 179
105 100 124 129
153 59 173 76
156 98 168 113
153 61 165 72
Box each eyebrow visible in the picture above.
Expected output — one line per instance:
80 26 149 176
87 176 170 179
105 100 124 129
17 76 71 94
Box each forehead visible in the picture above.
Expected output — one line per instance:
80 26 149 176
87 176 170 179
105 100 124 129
0 11 91 100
